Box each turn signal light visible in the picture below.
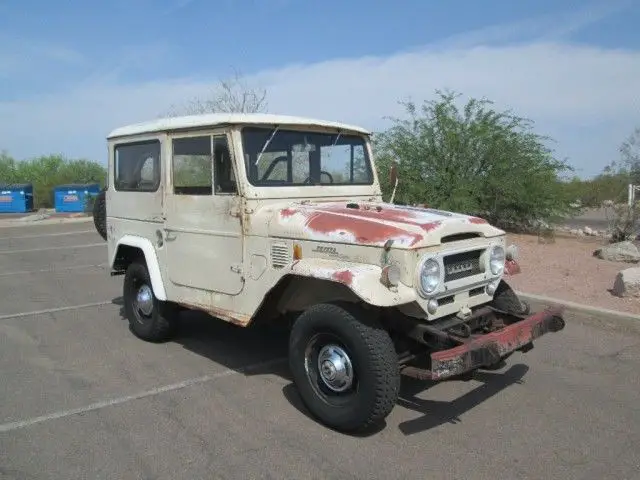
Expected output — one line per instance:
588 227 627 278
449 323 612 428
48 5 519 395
380 264 400 287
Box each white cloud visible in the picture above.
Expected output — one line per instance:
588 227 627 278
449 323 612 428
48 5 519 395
430 0 633 49
0 34 84 78
1 41 639 178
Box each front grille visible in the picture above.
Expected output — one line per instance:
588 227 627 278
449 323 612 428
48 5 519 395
443 249 483 282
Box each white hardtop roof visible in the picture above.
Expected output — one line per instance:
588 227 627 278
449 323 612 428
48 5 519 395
107 113 371 139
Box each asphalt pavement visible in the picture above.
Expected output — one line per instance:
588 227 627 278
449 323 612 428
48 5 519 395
0 220 638 479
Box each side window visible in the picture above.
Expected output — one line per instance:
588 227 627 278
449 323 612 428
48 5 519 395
114 140 161 191
213 136 237 194
172 136 212 195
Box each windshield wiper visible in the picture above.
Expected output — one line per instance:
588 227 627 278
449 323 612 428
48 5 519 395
255 126 280 166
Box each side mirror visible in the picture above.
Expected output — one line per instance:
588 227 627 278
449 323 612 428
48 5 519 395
389 162 398 186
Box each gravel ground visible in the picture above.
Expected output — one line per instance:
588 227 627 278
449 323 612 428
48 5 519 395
505 232 640 314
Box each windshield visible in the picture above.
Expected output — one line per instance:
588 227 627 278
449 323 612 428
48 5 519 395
241 126 374 186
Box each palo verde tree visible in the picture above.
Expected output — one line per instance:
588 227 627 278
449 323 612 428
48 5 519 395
373 90 576 230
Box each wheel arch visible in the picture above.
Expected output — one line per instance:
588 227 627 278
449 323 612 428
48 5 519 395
264 274 365 320
111 235 167 301
249 267 405 327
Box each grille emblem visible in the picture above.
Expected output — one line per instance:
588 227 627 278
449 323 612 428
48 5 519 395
446 261 474 275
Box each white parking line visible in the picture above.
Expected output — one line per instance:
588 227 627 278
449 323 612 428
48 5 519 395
0 229 95 241
0 357 287 433
0 263 107 277
0 243 105 254
0 301 114 321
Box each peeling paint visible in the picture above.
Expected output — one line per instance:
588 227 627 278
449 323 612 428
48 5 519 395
178 301 251 327
286 259 416 307
306 213 425 248
429 306 564 380
504 259 521 275
270 200 505 249
280 208 298 218
331 270 354 286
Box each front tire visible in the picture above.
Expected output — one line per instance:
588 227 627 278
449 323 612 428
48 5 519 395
123 261 177 342
288 303 400 432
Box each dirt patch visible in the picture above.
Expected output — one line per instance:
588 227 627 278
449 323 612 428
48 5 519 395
505 233 640 315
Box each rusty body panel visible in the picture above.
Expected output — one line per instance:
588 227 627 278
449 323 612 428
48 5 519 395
178 301 251 326
251 200 504 250
504 259 521 275
288 258 416 306
400 306 565 381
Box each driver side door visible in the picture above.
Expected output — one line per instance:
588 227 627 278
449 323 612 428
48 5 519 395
163 130 244 296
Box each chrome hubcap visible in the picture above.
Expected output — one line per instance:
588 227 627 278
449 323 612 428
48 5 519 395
317 344 353 392
136 284 153 316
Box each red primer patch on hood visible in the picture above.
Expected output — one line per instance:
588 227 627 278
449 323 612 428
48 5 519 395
332 270 354 285
305 211 424 247
280 208 298 218
303 203 443 233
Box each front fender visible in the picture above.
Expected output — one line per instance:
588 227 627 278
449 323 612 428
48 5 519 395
111 235 167 301
289 258 416 306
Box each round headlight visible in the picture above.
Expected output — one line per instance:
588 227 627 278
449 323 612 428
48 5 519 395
489 245 505 275
419 258 440 295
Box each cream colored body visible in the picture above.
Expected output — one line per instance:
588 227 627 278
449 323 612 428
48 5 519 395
106 114 508 326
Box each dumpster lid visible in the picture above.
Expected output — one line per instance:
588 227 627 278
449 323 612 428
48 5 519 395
0 183 32 190
54 183 100 190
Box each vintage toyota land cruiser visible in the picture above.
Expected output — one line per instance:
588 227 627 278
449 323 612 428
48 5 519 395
93 113 565 433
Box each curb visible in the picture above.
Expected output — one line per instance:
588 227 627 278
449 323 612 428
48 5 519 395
516 291 640 322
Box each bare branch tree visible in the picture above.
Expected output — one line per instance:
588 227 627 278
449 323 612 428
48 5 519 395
164 69 268 117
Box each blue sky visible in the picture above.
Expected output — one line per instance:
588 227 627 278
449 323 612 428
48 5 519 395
1 0 639 178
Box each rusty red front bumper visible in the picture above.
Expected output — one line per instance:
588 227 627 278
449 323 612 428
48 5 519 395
425 307 565 381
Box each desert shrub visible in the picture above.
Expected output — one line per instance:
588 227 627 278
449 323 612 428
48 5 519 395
373 90 576 231
604 202 639 243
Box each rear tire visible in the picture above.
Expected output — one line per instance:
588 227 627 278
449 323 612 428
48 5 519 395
123 261 177 342
288 303 400 432
93 188 107 241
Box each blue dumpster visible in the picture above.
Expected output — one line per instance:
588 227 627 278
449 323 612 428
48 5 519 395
53 183 101 213
0 183 34 213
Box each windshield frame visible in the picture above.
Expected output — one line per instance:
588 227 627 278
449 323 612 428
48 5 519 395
240 125 376 188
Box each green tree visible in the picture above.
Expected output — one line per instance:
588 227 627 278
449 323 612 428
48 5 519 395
373 90 575 230
560 170 629 208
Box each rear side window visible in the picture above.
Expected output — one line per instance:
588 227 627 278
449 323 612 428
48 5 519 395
114 140 161 192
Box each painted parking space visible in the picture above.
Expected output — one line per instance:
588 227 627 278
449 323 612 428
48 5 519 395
0 221 638 479
0 229 98 251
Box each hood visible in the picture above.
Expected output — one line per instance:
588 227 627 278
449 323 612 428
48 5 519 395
260 200 504 249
